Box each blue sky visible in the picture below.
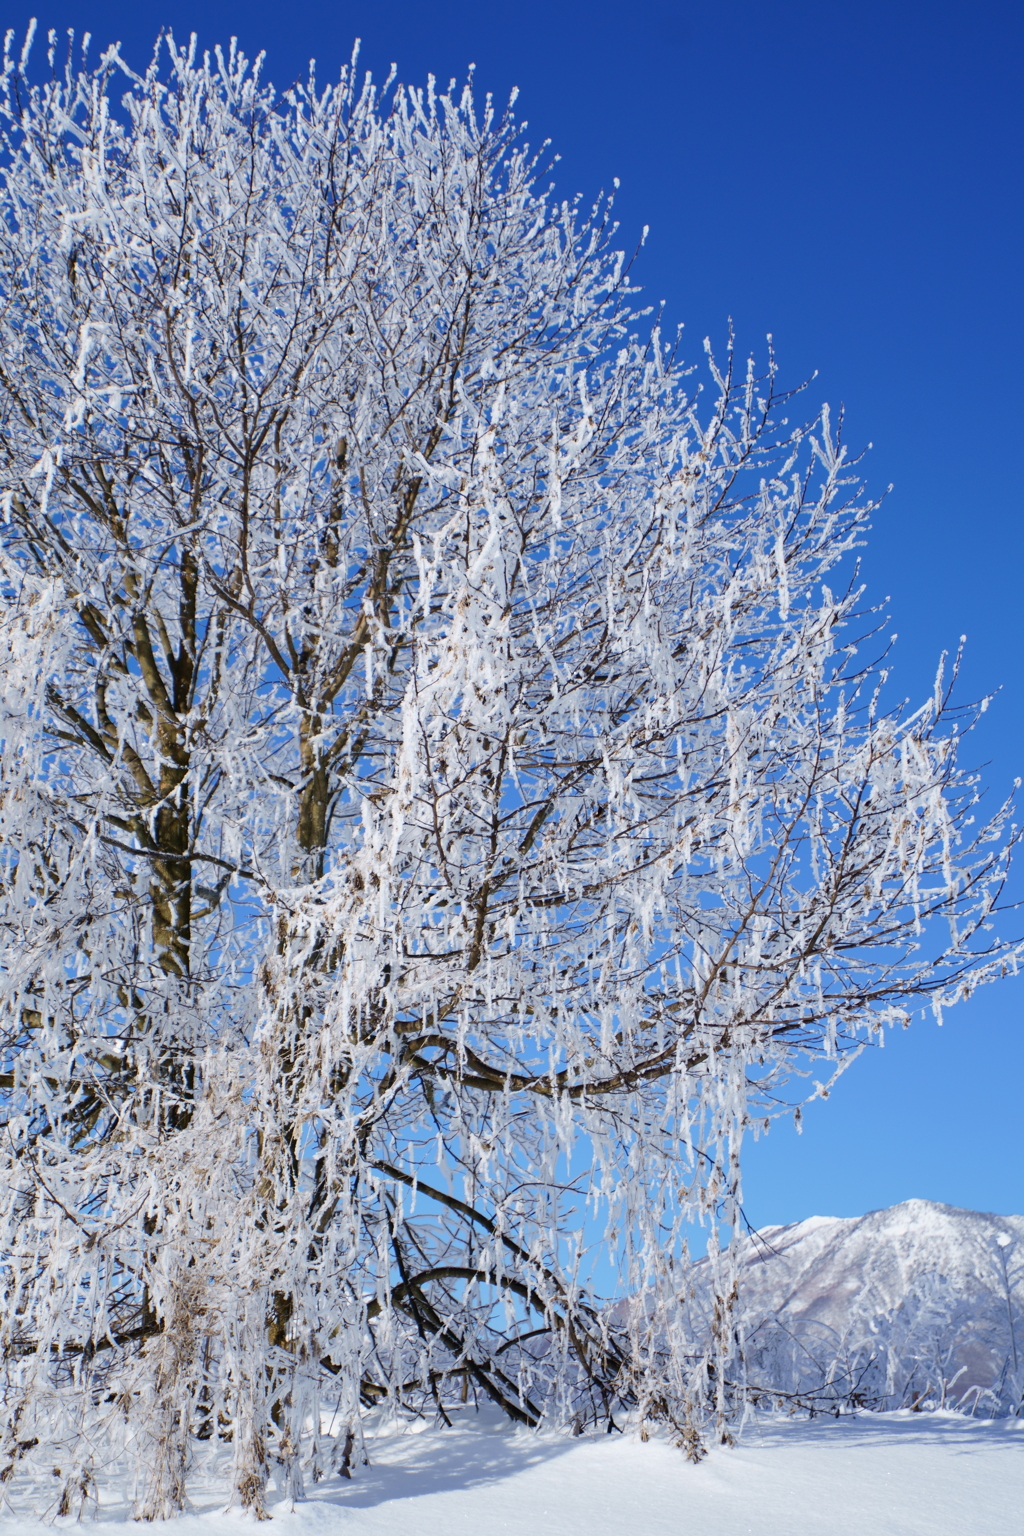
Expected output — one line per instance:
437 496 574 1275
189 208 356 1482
7 0 1022 1224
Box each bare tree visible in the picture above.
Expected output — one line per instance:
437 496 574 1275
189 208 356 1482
0 27 1017 1515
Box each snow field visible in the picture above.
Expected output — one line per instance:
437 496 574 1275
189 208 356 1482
2 1410 1021 1536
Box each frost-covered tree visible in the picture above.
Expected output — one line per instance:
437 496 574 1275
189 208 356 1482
0 26 1018 1517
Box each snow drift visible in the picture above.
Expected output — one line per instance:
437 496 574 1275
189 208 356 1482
3 1410 1024 1535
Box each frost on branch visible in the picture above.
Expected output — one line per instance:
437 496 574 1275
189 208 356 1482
0 27 1019 1515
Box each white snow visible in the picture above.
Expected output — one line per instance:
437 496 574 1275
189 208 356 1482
2 1408 1022 1536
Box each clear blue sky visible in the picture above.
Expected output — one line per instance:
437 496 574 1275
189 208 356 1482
9 0 1022 1223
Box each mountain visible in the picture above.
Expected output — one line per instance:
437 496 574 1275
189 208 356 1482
724 1199 1024 1414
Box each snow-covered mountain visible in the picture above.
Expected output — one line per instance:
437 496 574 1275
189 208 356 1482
728 1199 1024 1414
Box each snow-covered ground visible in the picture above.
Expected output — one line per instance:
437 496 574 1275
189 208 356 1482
2 1408 1022 1536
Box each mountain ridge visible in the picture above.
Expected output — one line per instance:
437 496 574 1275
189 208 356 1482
725 1197 1023 1413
